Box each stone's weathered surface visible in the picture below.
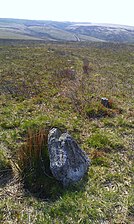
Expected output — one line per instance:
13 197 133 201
48 128 90 186
101 97 110 108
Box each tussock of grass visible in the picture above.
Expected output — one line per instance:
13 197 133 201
85 100 122 119
14 128 62 199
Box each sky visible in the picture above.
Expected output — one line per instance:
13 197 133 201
0 0 134 26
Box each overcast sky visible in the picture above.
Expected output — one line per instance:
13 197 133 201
0 0 134 26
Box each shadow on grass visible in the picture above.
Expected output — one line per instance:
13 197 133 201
0 168 89 203
23 172 89 202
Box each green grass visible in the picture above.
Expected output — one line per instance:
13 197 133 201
0 40 134 223
0 28 40 40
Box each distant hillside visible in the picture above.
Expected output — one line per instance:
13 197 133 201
0 18 134 42
67 23 134 43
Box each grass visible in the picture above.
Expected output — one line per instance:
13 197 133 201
0 149 11 170
0 40 134 223
13 127 63 199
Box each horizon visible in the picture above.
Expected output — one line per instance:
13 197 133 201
0 17 134 28
0 0 134 27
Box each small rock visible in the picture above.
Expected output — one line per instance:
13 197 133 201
48 128 90 186
101 97 110 108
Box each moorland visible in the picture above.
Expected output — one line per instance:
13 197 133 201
0 39 134 223
0 18 134 42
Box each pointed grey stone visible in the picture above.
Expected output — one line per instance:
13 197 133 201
48 128 90 186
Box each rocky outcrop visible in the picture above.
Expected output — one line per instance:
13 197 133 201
48 128 90 186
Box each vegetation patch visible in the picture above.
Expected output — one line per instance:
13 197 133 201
0 40 133 223
13 128 62 199
0 148 13 187
87 131 125 152
0 149 11 171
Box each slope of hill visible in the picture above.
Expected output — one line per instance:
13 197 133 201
67 23 134 43
0 18 134 42
0 41 134 223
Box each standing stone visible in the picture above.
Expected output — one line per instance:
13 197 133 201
48 128 90 186
101 97 110 108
